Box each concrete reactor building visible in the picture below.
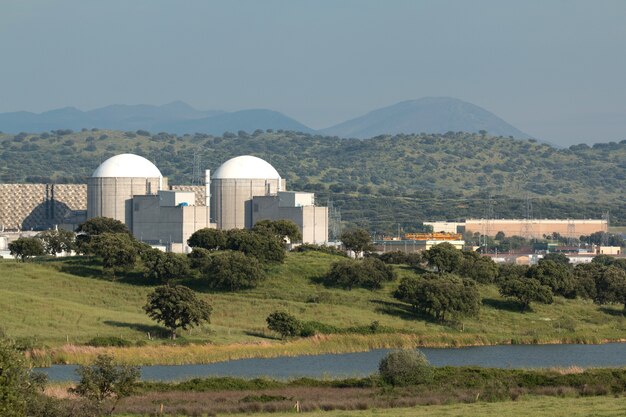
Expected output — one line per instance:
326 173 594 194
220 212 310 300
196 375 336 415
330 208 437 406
210 155 285 230
0 153 329 252
87 154 164 229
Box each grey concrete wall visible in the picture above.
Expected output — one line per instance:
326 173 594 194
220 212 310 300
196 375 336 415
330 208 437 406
87 177 161 228
252 195 328 244
132 195 213 252
211 178 283 230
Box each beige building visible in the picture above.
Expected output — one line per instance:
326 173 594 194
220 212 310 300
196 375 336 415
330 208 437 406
374 239 465 253
132 191 212 253
597 246 621 255
252 192 328 244
426 219 608 239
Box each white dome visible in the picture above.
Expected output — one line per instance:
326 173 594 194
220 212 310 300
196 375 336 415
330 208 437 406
92 153 162 178
213 155 280 180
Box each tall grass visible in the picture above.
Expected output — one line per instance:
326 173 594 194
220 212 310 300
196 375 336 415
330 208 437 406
31 334 421 366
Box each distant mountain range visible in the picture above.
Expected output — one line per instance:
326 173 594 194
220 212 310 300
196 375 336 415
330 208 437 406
0 97 531 139
321 97 531 139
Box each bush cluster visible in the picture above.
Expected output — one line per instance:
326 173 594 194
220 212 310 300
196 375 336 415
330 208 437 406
325 258 396 290
378 349 434 386
395 273 481 321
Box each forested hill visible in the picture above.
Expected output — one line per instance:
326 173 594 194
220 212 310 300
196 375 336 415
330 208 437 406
1 129 624 231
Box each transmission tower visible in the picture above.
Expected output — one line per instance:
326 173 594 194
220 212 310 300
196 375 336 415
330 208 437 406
567 219 576 245
328 200 342 242
522 193 534 240
482 194 495 249
191 153 202 185
602 211 610 246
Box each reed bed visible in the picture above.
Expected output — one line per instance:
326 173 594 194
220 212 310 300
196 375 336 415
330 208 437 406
28 332 626 367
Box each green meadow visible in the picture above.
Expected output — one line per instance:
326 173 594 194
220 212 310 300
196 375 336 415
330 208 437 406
2 251 626 365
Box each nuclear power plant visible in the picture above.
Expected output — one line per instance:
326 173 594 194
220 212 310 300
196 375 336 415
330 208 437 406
210 155 285 230
0 153 329 253
87 153 165 228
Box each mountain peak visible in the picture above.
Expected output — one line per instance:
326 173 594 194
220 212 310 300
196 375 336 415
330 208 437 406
322 97 531 139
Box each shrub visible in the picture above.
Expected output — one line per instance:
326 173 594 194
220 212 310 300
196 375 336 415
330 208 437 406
459 251 499 283
266 311 301 338
253 219 302 243
377 251 422 266
499 277 553 312
325 258 395 290
292 244 348 257
187 228 227 251
423 242 464 273
379 349 433 386
71 354 140 416
528 259 576 298
199 251 264 291
141 248 190 284
299 321 340 336
395 273 481 321
8 237 45 261
226 229 285 264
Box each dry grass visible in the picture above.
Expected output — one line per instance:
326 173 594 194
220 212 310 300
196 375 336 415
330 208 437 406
547 366 585 375
44 382 76 399
113 384 622 416
115 386 471 416
30 333 423 366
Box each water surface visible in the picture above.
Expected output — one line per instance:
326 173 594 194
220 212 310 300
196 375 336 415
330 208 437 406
38 343 626 382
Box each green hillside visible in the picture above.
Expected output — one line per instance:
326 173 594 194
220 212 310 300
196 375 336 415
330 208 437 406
2 252 626 365
1 130 624 231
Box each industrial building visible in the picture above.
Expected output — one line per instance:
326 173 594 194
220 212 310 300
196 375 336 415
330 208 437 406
251 191 328 244
210 155 285 230
87 153 165 228
425 219 608 240
0 153 328 253
373 232 465 254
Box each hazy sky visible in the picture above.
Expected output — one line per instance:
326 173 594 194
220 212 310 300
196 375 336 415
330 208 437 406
1 0 625 145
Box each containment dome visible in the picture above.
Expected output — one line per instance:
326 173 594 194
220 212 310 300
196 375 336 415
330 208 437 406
92 153 162 178
213 155 280 180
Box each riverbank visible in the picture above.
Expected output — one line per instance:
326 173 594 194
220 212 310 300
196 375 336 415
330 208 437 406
48 368 626 416
29 334 626 367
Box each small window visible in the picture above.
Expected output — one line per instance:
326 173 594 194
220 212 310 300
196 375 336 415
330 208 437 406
254 203 259 212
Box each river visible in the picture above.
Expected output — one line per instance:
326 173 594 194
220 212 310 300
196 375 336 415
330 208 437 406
38 343 626 382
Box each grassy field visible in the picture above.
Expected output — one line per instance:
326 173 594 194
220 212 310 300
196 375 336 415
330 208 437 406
112 396 626 417
218 396 626 417
2 252 626 365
